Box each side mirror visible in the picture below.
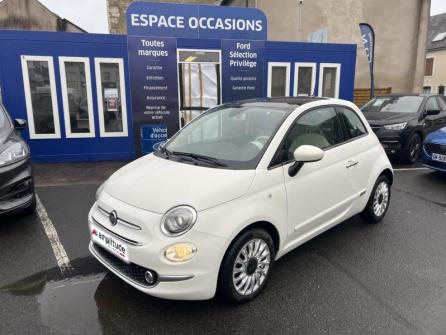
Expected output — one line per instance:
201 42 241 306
14 119 27 130
289 145 324 177
425 108 441 116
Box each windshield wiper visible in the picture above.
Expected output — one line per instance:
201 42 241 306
158 146 172 159
171 151 227 167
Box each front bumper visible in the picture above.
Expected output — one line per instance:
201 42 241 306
88 193 229 300
0 157 34 215
370 126 411 155
422 145 446 173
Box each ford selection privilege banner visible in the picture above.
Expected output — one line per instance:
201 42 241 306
221 40 265 102
127 36 178 155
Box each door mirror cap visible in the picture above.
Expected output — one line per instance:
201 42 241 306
425 108 441 116
293 145 325 162
14 118 27 130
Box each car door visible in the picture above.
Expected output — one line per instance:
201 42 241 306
275 106 357 246
435 96 446 129
336 106 373 195
422 97 443 133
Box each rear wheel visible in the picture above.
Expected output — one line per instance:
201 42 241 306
360 175 391 223
218 228 275 304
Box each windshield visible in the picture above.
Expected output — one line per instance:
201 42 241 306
361 96 423 114
162 104 289 169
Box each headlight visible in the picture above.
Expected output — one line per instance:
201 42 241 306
383 122 407 131
164 243 197 262
95 180 107 200
0 141 29 167
160 205 197 237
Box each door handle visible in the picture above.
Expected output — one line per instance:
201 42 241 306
346 160 359 168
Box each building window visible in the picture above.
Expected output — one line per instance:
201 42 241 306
423 86 431 94
59 57 95 138
318 63 341 98
425 58 434 76
21 55 61 139
268 62 290 97
294 63 316 96
94 58 128 137
438 85 445 95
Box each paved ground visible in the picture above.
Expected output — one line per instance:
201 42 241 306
0 160 445 335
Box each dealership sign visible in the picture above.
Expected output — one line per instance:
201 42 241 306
127 2 268 155
127 1 267 40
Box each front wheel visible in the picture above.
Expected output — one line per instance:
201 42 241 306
402 133 422 164
360 175 391 223
218 228 275 304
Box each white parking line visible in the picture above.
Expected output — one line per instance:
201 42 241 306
35 194 71 273
393 167 430 172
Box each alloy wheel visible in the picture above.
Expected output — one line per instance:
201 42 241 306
232 238 271 296
373 181 389 217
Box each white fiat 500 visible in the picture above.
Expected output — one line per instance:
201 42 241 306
89 97 393 303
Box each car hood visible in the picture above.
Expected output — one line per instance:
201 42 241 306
425 127 446 145
103 154 255 214
362 112 417 125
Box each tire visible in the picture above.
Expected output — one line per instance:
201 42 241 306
218 228 275 304
402 133 422 164
360 175 391 223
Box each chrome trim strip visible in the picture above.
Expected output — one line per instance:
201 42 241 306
97 205 142 230
91 216 142 246
158 274 195 282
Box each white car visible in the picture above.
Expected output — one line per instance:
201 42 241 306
89 97 393 303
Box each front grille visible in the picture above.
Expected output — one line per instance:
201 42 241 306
371 126 381 133
0 178 33 202
424 143 446 155
92 243 157 287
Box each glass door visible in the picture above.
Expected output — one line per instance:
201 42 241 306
21 55 61 139
177 49 221 127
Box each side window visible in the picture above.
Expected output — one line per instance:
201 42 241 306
438 96 446 110
425 97 439 111
337 107 367 139
275 107 345 164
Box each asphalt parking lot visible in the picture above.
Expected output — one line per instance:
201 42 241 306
0 161 445 335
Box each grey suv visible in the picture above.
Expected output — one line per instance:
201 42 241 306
0 103 35 216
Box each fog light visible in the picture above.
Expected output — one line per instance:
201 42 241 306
144 270 155 285
164 243 197 262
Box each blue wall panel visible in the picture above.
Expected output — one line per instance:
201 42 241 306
0 30 135 163
265 41 357 101
0 30 357 163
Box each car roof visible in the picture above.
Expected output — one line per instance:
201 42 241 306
373 94 438 98
221 96 329 111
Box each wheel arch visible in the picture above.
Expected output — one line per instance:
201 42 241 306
216 220 281 294
380 168 394 186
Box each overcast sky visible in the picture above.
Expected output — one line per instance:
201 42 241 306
431 0 446 16
36 0 446 34
39 0 108 33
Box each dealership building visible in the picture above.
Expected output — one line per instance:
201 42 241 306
1 1 358 162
